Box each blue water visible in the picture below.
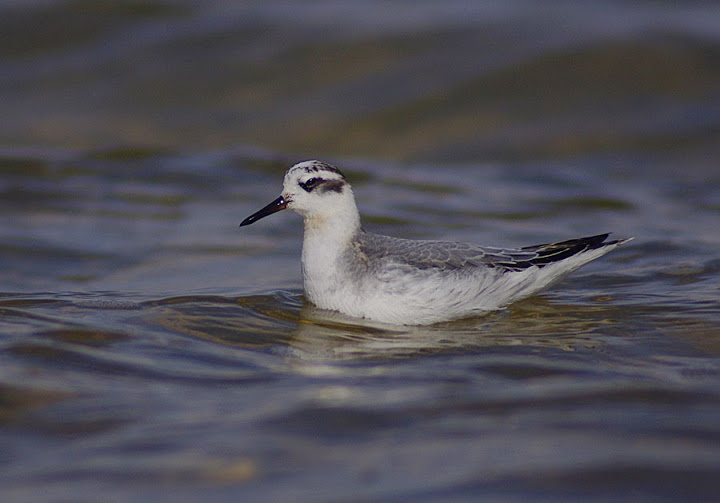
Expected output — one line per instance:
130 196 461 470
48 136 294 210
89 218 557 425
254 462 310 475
1 2 720 501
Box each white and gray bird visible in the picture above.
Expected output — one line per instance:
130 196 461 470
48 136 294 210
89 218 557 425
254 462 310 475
240 160 631 325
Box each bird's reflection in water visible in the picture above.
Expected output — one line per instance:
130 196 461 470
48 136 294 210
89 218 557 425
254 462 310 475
146 291 612 368
286 297 607 364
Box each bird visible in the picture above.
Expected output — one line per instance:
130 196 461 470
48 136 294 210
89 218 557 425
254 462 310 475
239 160 631 325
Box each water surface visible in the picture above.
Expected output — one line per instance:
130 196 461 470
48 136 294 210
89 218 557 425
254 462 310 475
2 1 720 501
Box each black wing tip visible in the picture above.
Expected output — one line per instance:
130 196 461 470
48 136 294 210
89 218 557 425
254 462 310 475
565 233 612 250
522 232 632 251
499 232 632 271
572 233 634 249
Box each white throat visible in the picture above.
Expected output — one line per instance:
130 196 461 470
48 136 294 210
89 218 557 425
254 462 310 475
299 197 361 305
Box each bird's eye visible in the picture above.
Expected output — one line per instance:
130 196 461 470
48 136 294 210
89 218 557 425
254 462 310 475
301 177 322 192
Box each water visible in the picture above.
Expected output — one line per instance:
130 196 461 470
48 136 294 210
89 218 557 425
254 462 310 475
2 1 720 501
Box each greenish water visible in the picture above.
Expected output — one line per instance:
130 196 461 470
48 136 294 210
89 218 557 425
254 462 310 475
2 1 720 501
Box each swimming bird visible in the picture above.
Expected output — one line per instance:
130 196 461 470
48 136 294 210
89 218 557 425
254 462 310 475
240 160 630 325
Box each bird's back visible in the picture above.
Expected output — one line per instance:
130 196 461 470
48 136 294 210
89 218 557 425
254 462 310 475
356 231 625 273
327 231 629 324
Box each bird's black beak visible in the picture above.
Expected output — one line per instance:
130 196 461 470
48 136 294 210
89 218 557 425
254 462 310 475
239 196 288 227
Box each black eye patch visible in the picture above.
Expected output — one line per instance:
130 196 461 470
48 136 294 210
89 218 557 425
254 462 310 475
299 177 322 192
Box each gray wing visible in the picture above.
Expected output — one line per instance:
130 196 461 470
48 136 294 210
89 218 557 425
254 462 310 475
360 232 618 273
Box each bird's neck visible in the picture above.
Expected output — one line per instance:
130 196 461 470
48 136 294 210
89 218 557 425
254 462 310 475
302 205 361 252
300 204 361 300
